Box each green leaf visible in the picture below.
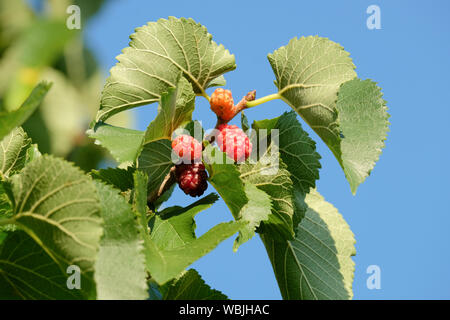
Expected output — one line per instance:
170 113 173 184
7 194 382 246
252 111 321 230
97 16 236 121
206 75 227 89
335 78 390 194
132 171 161 292
253 111 321 194
0 127 31 178
0 82 51 140
25 143 41 164
132 170 151 236
20 108 51 154
134 167 174 214
141 193 243 284
261 190 356 300
144 76 195 144
91 167 135 192
268 36 356 167
0 181 14 232
148 221 243 285
180 120 205 141
0 231 84 299
150 193 219 250
137 139 173 200
239 145 297 241
161 269 228 300
147 280 163 300
203 145 248 219
233 183 272 251
87 123 144 164
94 181 148 300
241 111 250 133
153 184 175 211
0 231 7 245
0 182 13 217
8 155 102 297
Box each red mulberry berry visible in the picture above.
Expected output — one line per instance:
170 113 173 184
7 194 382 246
216 124 252 162
175 163 208 197
172 134 202 164
210 88 236 121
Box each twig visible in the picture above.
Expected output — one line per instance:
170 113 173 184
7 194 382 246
147 166 176 204
235 90 256 113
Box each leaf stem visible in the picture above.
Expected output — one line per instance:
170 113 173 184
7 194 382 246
245 93 281 108
198 92 210 102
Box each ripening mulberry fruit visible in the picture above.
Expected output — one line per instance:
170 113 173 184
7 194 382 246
171 134 202 164
210 88 236 121
216 124 252 162
175 163 208 197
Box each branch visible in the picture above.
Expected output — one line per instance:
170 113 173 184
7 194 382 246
235 90 256 113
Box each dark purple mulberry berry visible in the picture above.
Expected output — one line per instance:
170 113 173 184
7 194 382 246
175 163 208 197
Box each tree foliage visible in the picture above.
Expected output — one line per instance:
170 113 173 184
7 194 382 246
0 13 389 300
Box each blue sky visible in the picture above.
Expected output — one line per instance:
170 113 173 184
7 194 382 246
83 0 450 299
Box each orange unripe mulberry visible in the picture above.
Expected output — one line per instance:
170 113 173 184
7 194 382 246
210 88 236 121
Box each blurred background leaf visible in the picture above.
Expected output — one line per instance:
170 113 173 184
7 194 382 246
0 0 133 172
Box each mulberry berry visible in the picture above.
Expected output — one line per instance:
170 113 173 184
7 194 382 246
171 134 202 164
216 124 252 162
210 88 236 121
175 163 208 197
